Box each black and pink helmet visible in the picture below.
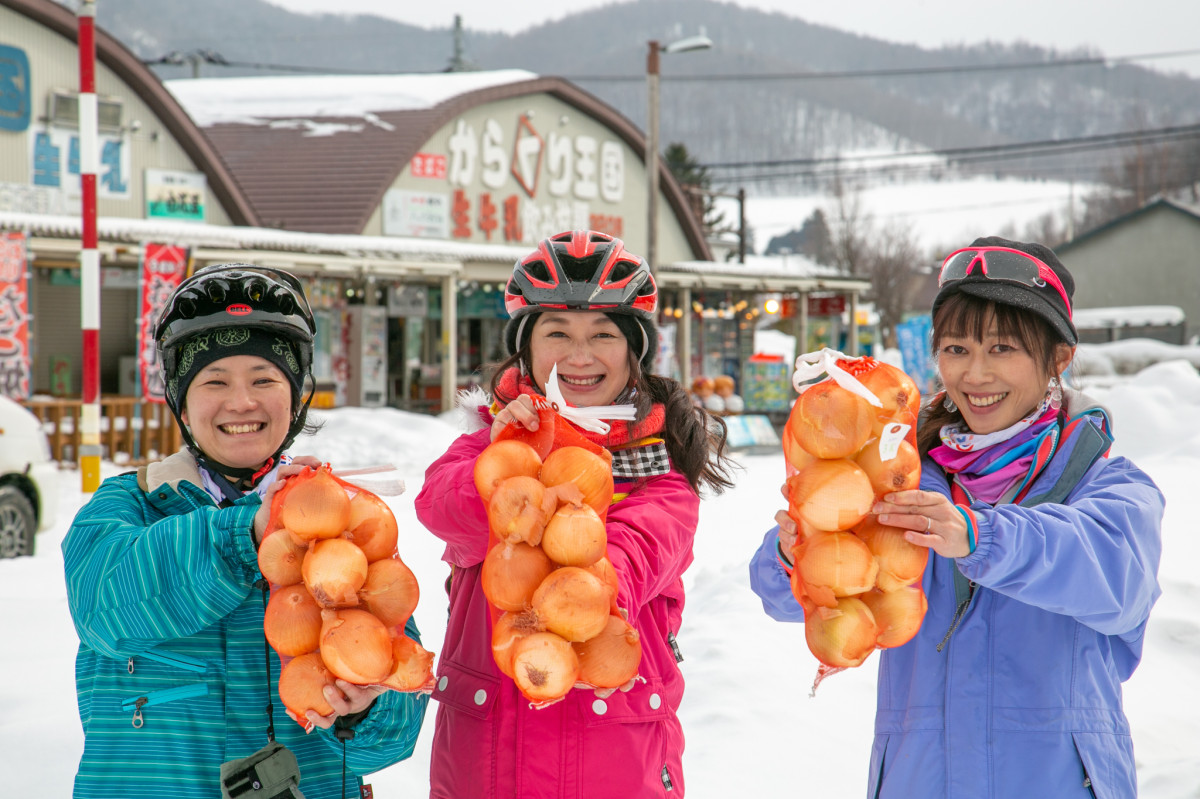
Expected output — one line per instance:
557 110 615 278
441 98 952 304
504 230 658 321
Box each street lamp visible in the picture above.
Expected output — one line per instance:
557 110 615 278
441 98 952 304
646 33 712 273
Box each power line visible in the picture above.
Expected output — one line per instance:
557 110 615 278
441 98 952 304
564 47 1200 83
143 45 1200 80
701 123 1200 180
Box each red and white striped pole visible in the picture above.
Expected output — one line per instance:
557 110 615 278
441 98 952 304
78 0 101 492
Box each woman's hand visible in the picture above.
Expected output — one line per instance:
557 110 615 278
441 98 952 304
490 395 540 442
288 679 388 731
873 489 971 559
252 456 323 546
774 481 798 558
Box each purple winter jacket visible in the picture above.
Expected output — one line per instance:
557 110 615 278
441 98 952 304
414 426 700 799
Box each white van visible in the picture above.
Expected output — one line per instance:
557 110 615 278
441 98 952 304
0 395 59 558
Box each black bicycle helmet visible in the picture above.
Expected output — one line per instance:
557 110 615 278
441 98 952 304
155 263 316 481
504 230 658 320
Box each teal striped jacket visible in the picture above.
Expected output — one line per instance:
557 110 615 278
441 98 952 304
63 451 428 798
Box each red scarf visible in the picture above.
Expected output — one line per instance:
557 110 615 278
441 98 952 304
491 367 666 450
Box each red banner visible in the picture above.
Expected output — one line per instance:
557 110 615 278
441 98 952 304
0 232 31 399
138 243 189 401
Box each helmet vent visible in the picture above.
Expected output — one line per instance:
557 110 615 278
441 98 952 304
206 280 227 304
525 259 552 283
562 254 602 283
608 261 636 284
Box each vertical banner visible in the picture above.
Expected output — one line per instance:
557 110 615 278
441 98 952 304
896 314 936 395
137 243 189 401
0 231 32 398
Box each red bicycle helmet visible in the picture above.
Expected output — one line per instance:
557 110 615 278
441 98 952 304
504 230 658 320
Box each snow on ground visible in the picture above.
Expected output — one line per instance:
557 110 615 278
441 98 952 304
2 345 1198 797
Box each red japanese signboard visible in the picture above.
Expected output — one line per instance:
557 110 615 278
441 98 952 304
808 295 846 316
410 153 447 179
779 295 847 319
137 243 189 401
0 231 31 399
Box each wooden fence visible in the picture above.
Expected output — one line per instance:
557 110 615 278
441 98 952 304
20 397 182 467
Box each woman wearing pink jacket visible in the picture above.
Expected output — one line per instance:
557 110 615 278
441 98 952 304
415 231 735 798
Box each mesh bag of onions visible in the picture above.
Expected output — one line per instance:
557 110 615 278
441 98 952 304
259 464 434 730
475 399 643 707
783 352 929 693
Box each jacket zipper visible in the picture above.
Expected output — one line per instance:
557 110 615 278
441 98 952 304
121 683 210 728
126 647 211 675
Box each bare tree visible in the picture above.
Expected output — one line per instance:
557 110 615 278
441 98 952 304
866 224 922 349
828 175 872 277
825 179 922 348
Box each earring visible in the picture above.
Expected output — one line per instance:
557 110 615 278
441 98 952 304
942 392 957 413
1048 376 1063 411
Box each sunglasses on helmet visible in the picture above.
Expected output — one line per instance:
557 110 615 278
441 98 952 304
938 246 1071 313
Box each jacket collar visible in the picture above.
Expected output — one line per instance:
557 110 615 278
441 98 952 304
137 449 203 494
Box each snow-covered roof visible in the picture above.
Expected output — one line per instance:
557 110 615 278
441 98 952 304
3 210 789 288
1073 305 1186 329
1 210 524 270
165 70 538 127
668 254 870 291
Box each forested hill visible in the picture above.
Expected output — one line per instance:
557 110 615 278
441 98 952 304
64 0 1200 191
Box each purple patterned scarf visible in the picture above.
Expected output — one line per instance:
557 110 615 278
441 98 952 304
928 396 1061 503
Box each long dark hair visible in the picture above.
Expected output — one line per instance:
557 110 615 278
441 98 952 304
917 292 1069 458
488 348 736 496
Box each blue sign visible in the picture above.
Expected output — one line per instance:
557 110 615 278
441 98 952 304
896 314 936 395
0 45 32 132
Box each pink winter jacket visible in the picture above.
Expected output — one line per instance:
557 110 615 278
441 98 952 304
414 426 700 799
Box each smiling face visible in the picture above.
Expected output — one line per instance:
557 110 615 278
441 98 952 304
937 311 1072 435
528 311 632 408
180 354 294 472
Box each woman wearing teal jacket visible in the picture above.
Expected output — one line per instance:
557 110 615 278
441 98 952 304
63 264 427 798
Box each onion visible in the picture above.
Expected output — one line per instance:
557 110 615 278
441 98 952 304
345 492 399 562
539 447 614 519
481 541 556 612
263 584 323 656
488 475 552 546
861 585 927 649
804 596 880 669
279 468 351 541
573 615 642 689
792 380 874 459
858 362 921 423
853 515 928 591
473 439 543 502
786 459 875 532
319 608 393 684
540 501 607 567
491 610 542 678
302 538 369 607
853 437 921 496
791 530 879 609
585 557 620 602
782 414 817 473
258 529 308 587
531 566 610 642
277 652 335 718
381 634 436 691
511 631 579 703
359 557 420 627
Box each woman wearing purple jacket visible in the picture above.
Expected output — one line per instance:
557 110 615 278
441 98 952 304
751 237 1164 798
415 231 735 798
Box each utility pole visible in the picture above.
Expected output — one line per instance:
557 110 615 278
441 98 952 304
77 0 101 492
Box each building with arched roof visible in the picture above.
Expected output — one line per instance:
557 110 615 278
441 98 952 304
2 0 869 425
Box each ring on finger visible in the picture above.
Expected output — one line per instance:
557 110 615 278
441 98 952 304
924 516 932 533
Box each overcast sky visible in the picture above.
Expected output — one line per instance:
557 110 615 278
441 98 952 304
265 0 1200 78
